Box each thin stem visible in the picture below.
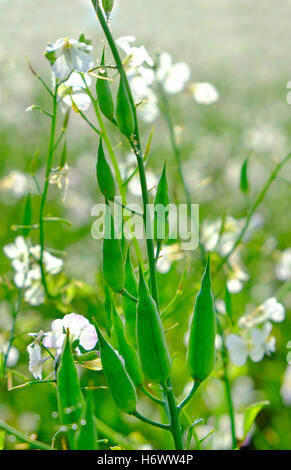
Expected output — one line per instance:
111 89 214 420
217 318 236 449
38 87 58 298
133 410 170 430
162 378 184 449
215 151 291 275
0 418 53 450
178 381 201 410
3 287 23 371
120 289 138 304
95 3 159 309
140 386 165 406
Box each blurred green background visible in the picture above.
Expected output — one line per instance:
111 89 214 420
0 0 290 450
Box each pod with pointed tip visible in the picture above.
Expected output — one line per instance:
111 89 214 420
137 268 171 383
122 249 138 347
97 138 115 201
96 48 115 121
95 322 137 414
112 304 144 386
57 331 85 449
102 0 114 17
76 391 98 450
102 205 124 292
186 256 216 382
116 75 135 138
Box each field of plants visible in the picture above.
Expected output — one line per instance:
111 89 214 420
0 0 290 451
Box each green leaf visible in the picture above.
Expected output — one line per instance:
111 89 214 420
225 283 233 322
22 193 32 238
186 418 203 450
243 401 269 438
104 285 113 336
57 331 85 449
76 391 98 450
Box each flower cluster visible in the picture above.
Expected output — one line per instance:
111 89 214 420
225 297 285 366
3 236 63 305
116 36 219 123
27 313 98 379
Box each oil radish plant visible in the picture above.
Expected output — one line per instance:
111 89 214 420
0 0 290 451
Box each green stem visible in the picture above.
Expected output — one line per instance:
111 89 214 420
94 2 159 309
178 381 200 410
140 386 165 406
38 87 58 298
3 287 24 371
215 151 291 275
0 418 53 450
217 319 236 449
133 410 169 430
162 378 184 449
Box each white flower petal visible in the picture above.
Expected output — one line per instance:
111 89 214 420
27 343 42 380
226 334 248 366
79 324 98 350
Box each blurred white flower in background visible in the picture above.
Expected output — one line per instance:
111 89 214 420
45 37 93 80
156 243 184 274
128 168 157 197
239 297 285 328
226 322 276 366
281 364 291 406
156 51 191 94
0 339 19 367
116 36 154 68
190 82 219 105
27 313 98 379
0 170 28 198
3 236 63 306
276 248 291 281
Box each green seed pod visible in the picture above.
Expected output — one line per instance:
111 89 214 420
95 322 137 414
96 48 115 121
102 0 114 18
112 304 144 386
186 256 216 382
97 138 115 201
116 75 135 138
137 268 172 383
154 162 170 242
102 205 125 292
122 249 138 347
76 391 98 450
57 331 85 449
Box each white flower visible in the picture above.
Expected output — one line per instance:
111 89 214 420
58 72 91 112
116 36 153 68
27 342 43 380
0 171 28 197
156 243 184 274
128 169 157 197
226 322 276 366
3 236 63 306
42 313 97 353
239 297 285 328
131 76 160 123
191 82 219 105
46 38 93 80
281 365 291 406
275 248 291 281
156 52 191 94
